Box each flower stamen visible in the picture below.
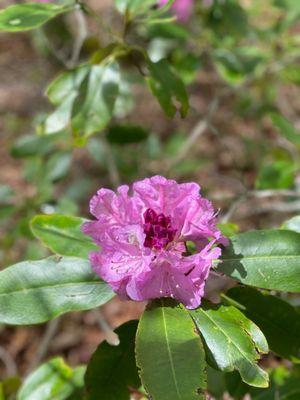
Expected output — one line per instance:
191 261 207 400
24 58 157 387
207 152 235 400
143 208 176 250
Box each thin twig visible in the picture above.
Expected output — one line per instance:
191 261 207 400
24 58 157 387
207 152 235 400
166 98 219 171
220 188 300 222
250 200 300 215
0 346 17 376
220 194 247 223
27 317 61 374
92 310 120 346
248 189 300 198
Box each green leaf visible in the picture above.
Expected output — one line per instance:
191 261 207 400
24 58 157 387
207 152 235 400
30 214 98 258
47 65 89 106
0 256 114 325
45 65 89 135
282 216 300 233
44 152 71 182
219 230 300 292
146 59 189 118
190 302 269 388
270 113 300 145
10 134 55 158
226 286 300 362
71 63 120 139
107 124 149 144
214 47 263 85
114 0 157 17
136 299 207 400
85 320 140 400
0 3 72 32
217 222 239 237
274 0 300 16
18 357 85 400
255 160 295 190
45 63 120 139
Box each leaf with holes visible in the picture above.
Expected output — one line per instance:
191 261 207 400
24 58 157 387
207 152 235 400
226 286 300 362
190 302 269 388
146 59 189 118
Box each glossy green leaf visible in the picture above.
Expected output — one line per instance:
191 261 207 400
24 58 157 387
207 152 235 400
0 257 114 325
136 299 206 400
18 358 85 400
219 230 300 292
45 65 89 135
282 216 300 233
71 63 120 139
85 320 140 400
47 65 89 106
146 59 189 118
226 286 300 362
45 63 120 139
270 113 300 145
0 3 72 32
190 302 269 388
30 214 98 258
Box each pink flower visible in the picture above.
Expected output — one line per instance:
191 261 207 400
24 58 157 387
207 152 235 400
82 176 225 309
158 0 194 22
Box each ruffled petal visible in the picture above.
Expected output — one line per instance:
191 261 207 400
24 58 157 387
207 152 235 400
82 175 226 309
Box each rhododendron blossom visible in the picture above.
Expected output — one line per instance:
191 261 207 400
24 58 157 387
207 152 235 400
158 0 194 22
82 176 225 309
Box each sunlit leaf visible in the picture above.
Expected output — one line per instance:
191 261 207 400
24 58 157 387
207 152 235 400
226 286 300 362
0 257 114 325
18 358 85 400
0 3 73 32
30 214 98 258
219 230 300 292
136 299 207 400
190 302 269 388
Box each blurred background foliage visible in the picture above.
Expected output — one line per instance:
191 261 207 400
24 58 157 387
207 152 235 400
0 0 300 395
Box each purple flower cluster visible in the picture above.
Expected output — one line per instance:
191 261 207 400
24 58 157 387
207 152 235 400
82 176 225 309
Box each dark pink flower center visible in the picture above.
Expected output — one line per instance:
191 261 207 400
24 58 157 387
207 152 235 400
143 208 177 250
